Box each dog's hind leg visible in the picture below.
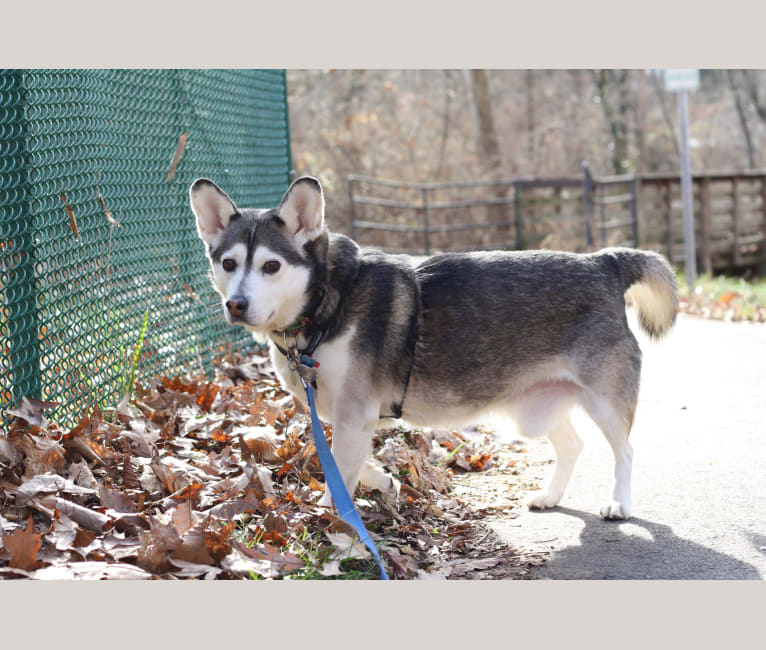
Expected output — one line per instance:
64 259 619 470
509 381 582 510
527 415 583 510
582 390 635 520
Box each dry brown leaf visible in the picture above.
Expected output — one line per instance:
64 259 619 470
5 397 60 428
203 522 234 562
164 131 189 182
98 485 136 513
33 562 152 580
308 477 324 492
233 540 304 572
60 191 80 240
39 495 112 533
196 385 219 412
150 460 187 494
2 515 43 570
171 501 195 537
46 512 80 551
172 518 216 566
137 514 182 573
20 435 67 477
169 482 204 504
168 557 222 579
326 532 371 560
97 192 122 227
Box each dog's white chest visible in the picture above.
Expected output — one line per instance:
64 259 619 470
268 326 356 420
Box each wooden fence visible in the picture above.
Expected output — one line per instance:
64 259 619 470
348 165 766 272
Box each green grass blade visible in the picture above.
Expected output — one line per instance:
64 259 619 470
123 308 150 401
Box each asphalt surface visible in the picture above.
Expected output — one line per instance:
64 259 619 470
490 313 766 579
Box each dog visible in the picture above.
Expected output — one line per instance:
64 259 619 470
190 175 678 520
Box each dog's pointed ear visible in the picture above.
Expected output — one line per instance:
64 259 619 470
277 177 325 240
190 179 238 245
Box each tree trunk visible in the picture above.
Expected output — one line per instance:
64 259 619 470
728 70 757 169
526 69 536 172
434 70 453 180
743 69 766 124
469 69 503 179
592 69 632 175
650 72 681 162
468 69 510 243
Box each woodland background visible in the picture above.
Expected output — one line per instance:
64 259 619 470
287 69 766 235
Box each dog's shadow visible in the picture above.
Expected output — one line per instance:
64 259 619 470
525 506 761 579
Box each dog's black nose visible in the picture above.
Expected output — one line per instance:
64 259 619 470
225 296 248 317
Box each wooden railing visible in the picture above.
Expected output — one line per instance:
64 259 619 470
348 166 766 272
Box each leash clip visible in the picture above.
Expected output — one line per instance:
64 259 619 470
285 334 320 386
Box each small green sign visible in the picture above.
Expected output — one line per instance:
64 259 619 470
665 69 700 92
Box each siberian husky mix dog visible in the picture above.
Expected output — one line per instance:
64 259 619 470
190 176 678 520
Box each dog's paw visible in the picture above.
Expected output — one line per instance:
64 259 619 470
527 490 562 510
600 500 631 520
360 460 400 506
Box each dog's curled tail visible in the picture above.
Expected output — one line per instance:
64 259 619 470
601 247 679 340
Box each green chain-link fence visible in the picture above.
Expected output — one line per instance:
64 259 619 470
1 69 292 429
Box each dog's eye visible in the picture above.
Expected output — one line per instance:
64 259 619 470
222 258 236 272
262 260 281 275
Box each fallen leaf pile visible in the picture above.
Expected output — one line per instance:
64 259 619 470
1 353 529 580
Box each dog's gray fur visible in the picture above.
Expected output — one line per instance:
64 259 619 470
191 176 678 520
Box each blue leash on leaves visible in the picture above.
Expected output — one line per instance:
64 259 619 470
300 376 390 580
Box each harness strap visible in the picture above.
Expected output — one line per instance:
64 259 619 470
379 312 419 420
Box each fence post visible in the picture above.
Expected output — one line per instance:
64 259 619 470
665 179 674 264
0 70 41 408
348 177 357 242
421 186 430 255
631 177 639 247
599 182 606 247
732 176 741 266
762 175 766 272
582 161 594 248
514 181 523 250
701 176 712 274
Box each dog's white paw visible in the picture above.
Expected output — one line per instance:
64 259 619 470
600 500 631 520
527 490 562 510
360 460 400 506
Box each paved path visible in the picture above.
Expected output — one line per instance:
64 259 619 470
491 313 766 579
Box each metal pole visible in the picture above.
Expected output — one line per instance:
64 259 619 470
677 90 697 287
631 177 639 248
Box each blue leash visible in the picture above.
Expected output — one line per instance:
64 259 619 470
301 377 390 580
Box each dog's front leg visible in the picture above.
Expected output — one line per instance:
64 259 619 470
317 402 379 509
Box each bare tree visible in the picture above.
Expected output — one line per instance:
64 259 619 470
742 69 766 124
728 69 757 169
649 71 681 161
434 70 454 180
469 69 503 179
526 69 536 172
468 69 510 231
591 69 633 174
